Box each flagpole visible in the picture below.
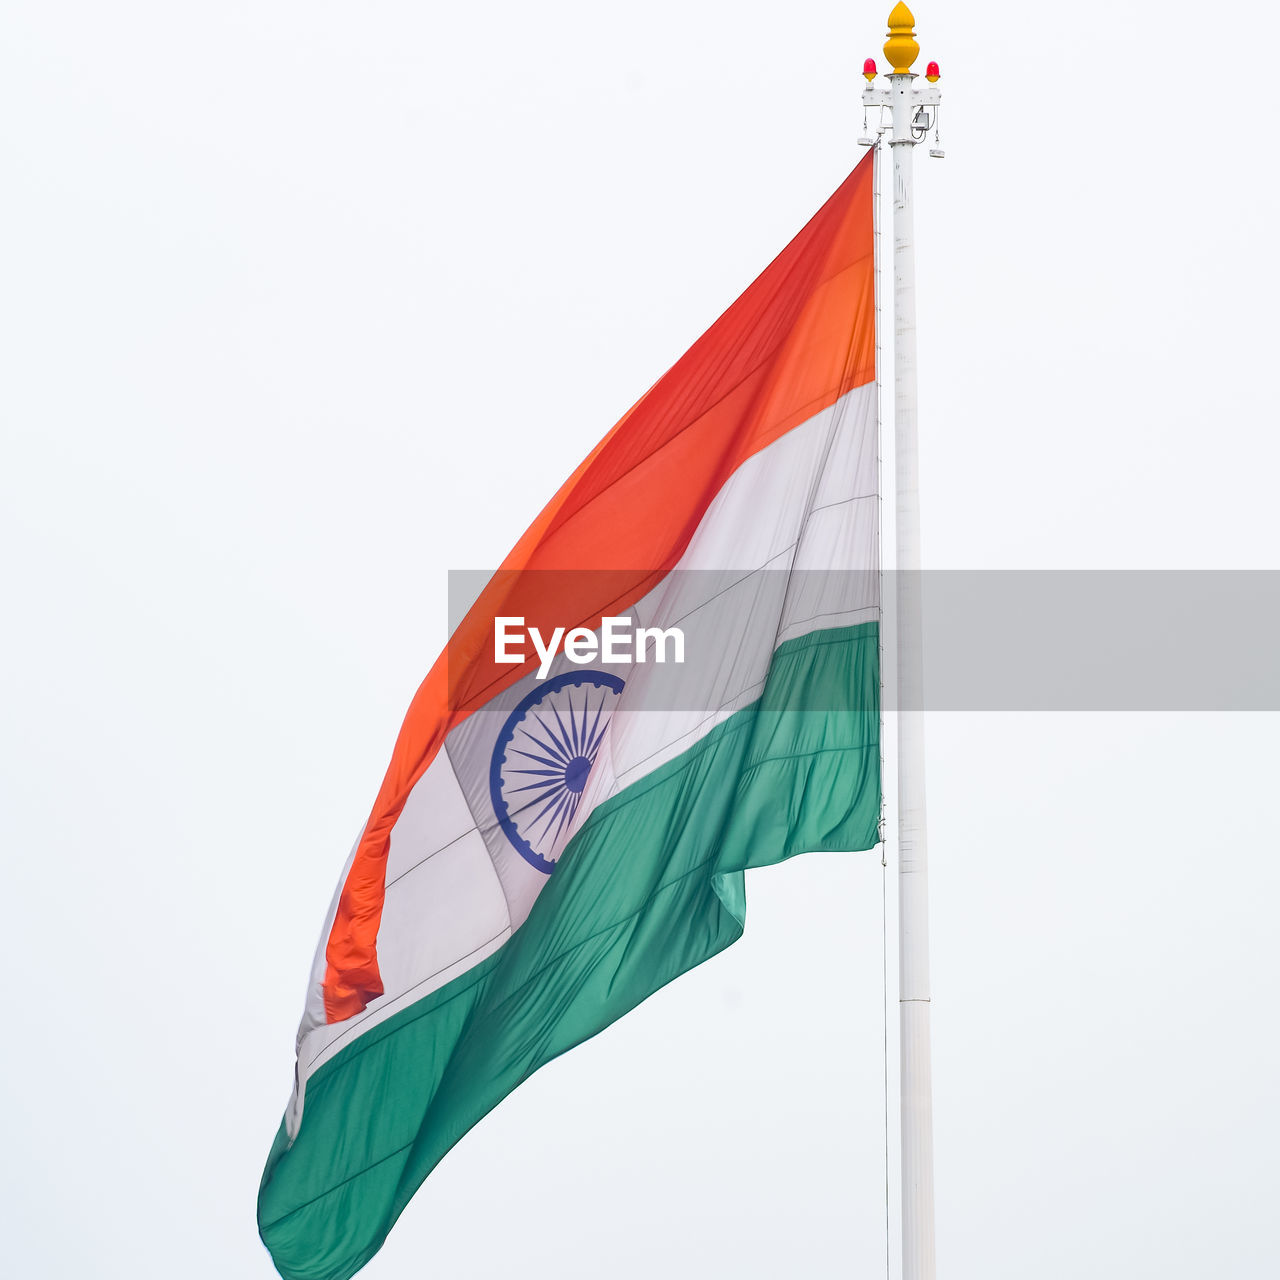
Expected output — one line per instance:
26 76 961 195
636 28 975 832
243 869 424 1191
864 7 941 1279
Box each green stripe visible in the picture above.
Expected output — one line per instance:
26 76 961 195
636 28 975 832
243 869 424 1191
258 622 880 1280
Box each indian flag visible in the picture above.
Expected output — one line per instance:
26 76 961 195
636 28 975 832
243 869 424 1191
259 150 881 1280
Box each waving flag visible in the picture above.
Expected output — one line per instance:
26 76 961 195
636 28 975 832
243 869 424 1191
259 149 881 1280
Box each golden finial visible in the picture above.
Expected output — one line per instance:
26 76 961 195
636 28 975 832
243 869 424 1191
883 2 920 75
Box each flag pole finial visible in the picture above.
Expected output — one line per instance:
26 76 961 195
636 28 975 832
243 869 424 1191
883 3 920 74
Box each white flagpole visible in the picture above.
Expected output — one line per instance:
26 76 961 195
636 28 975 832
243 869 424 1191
864 7 941 1278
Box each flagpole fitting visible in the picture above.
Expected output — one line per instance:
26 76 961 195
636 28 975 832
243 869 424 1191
883 2 920 74
862 5 943 156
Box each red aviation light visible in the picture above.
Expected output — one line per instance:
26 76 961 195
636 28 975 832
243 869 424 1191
925 61 940 83
863 58 877 81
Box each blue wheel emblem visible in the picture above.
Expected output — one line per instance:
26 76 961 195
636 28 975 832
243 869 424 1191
489 669 625 874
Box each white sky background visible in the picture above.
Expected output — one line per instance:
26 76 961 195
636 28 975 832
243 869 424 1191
2 1 1278 1277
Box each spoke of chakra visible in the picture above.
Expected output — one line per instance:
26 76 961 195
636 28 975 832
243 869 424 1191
509 746 569 772
527 781 573 832
532 788 575 845
508 780 567 822
505 775 568 799
520 719 571 765
566 689 583 757
558 690 575 758
505 778 566 804
546 700 577 762
547 790 581 846
573 688 592 756
578 689 594 755
583 705 612 759
527 714 566 764
583 691 607 757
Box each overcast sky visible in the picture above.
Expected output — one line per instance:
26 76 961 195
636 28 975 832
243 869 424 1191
3 3 1278 1278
